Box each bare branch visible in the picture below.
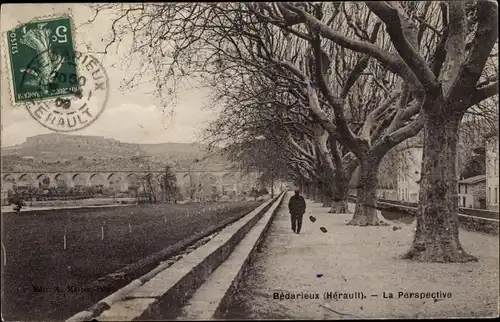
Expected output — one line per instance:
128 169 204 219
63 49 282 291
470 80 499 106
365 1 439 91
439 1 467 94
280 2 424 95
447 0 499 109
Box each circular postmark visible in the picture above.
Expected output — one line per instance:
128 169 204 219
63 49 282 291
21 50 109 132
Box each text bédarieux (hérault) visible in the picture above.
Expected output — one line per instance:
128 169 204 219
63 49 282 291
272 291 452 300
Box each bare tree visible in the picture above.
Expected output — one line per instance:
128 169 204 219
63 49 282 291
247 3 424 223
140 165 156 204
161 164 178 203
271 1 498 261
92 1 498 262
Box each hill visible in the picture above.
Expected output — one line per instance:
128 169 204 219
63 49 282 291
1 134 231 172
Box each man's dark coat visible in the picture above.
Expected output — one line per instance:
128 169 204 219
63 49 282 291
289 194 306 215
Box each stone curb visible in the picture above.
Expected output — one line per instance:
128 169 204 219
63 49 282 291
210 191 286 319
217 191 286 315
176 190 287 320
89 193 284 321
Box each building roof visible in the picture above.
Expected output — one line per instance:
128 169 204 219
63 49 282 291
459 174 486 185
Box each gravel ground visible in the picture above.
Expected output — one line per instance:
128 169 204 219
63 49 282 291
223 192 499 319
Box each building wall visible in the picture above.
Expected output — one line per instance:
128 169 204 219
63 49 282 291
377 189 398 201
458 181 486 209
396 147 422 202
396 145 462 203
486 135 499 211
347 188 397 201
1 190 9 206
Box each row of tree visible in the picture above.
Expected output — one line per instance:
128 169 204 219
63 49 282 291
92 1 498 262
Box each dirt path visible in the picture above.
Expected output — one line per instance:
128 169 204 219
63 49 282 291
222 194 499 319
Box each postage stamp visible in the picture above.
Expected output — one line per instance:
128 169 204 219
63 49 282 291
6 16 79 102
4 15 110 132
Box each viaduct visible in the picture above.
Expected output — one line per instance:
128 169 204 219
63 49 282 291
1 170 261 199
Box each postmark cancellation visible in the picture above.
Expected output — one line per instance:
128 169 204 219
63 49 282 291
4 14 109 132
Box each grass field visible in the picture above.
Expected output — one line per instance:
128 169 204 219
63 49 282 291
1 201 261 321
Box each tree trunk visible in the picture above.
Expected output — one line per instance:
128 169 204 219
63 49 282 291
321 182 334 208
316 182 322 203
305 184 313 199
271 176 274 198
321 196 330 207
329 166 350 214
403 114 477 262
330 185 349 214
312 182 319 202
309 184 314 200
299 183 305 196
348 154 382 226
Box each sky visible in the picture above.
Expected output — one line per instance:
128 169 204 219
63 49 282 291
0 3 218 147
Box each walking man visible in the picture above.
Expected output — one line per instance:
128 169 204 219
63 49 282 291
288 189 306 234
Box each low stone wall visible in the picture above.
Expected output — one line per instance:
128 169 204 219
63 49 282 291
457 214 499 235
174 191 286 320
347 196 499 235
68 191 286 321
458 208 499 220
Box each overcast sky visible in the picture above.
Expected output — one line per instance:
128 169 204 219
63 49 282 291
1 3 217 147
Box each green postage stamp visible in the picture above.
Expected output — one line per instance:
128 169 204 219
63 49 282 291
4 14 110 132
7 16 80 102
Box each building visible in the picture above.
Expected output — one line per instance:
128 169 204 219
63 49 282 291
392 135 424 203
1 189 9 206
396 146 423 202
485 133 499 211
395 130 464 203
458 175 486 208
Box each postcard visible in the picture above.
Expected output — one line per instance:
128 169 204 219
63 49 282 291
1 2 498 321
